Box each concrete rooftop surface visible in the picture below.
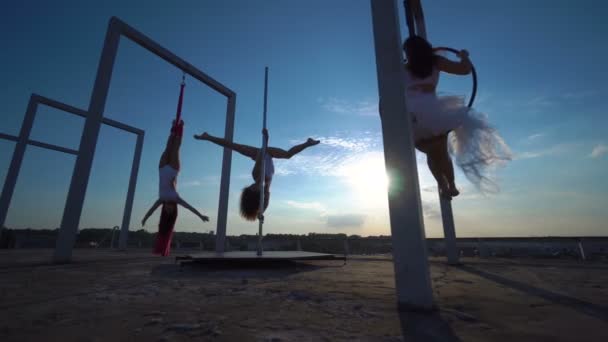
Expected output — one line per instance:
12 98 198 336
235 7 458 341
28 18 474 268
1 249 607 341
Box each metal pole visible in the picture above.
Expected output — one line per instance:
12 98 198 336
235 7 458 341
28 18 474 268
215 94 236 253
370 0 434 310
403 0 416 38
54 18 121 263
110 226 118 249
578 238 586 261
119 132 144 250
413 0 427 39
0 96 38 233
440 196 459 264
404 0 459 266
257 67 269 256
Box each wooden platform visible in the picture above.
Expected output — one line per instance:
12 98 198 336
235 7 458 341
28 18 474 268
175 251 344 264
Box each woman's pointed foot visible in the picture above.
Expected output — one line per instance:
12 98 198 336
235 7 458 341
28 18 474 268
194 132 210 140
448 183 460 198
307 138 320 146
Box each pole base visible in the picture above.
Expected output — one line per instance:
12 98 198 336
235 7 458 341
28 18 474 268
397 301 438 313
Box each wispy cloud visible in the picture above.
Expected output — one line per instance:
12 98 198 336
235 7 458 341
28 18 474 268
318 97 378 117
421 200 441 219
526 133 546 141
277 131 383 177
589 144 608 159
514 142 581 160
420 185 437 193
180 176 220 188
527 96 555 108
181 180 203 187
326 214 366 228
286 200 326 213
563 90 598 100
517 90 600 114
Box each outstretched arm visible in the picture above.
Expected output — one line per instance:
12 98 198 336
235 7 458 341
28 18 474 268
176 197 210 223
194 132 259 160
436 50 472 75
267 138 320 159
142 199 162 226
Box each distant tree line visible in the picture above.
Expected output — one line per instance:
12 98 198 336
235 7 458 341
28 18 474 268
0 227 382 251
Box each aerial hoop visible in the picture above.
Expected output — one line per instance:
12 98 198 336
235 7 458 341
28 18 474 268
433 47 478 108
402 0 477 108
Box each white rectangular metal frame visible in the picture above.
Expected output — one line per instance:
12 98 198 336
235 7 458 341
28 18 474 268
0 94 144 251
51 17 236 262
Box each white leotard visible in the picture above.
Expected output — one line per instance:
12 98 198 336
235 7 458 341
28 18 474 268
254 151 274 182
264 153 274 181
404 67 440 93
159 165 179 202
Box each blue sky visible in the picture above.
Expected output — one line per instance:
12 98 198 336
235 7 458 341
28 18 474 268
1 0 607 237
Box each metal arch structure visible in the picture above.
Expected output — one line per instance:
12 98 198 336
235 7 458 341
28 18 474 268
0 94 144 252
51 17 238 263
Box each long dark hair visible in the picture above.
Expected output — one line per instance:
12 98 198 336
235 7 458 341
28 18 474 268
240 185 269 221
159 203 178 234
403 36 437 79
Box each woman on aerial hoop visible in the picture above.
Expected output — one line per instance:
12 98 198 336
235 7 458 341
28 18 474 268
400 36 511 198
142 119 210 256
194 129 320 220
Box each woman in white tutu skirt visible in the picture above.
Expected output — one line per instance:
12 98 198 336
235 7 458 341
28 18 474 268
403 36 511 198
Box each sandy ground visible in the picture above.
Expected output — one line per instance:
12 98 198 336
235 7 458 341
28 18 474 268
1 249 607 341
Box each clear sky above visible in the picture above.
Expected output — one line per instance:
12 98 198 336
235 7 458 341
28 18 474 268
1 0 607 237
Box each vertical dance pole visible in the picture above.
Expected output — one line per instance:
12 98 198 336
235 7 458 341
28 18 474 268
257 67 269 256
404 0 459 265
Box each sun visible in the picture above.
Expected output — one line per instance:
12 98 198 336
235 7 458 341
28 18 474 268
339 152 390 203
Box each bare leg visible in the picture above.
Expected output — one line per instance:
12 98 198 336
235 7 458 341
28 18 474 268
194 132 259 159
424 137 453 198
168 133 182 171
427 153 449 197
437 135 459 197
267 138 320 159
158 130 175 168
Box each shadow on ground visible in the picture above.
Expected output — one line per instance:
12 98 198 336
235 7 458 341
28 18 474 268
459 265 608 322
150 260 339 280
399 310 461 342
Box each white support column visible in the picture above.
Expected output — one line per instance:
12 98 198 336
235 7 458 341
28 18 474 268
53 19 121 263
578 238 586 261
215 95 236 253
119 132 144 250
0 96 38 233
370 0 434 310
439 195 459 264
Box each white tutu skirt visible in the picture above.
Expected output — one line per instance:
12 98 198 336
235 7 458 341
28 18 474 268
407 92 512 193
